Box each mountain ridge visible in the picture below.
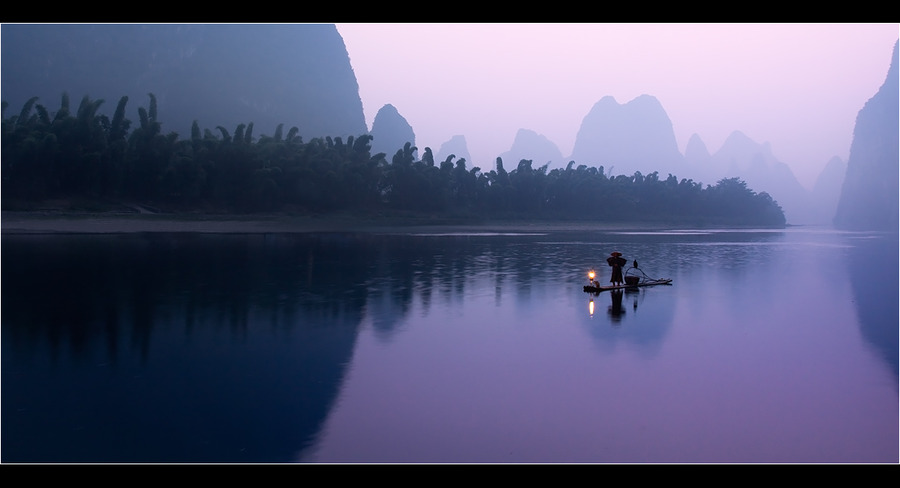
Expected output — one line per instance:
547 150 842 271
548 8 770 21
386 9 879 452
1 24 367 141
833 40 899 230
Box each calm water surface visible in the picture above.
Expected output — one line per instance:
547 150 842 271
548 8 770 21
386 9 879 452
2 227 897 463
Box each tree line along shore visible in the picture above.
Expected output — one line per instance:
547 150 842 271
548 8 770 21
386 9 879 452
2 93 787 228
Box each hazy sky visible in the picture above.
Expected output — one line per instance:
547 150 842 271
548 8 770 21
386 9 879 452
336 23 898 190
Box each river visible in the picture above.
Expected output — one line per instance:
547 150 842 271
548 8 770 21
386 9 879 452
2 226 896 463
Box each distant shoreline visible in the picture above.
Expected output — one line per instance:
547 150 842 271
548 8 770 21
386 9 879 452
1 211 734 235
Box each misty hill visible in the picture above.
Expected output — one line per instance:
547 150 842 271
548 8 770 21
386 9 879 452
369 104 415 158
833 40 899 231
683 130 817 224
498 129 565 171
569 95 685 178
683 134 713 177
810 156 847 225
435 135 472 165
704 130 779 180
393 89 820 224
0 24 367 141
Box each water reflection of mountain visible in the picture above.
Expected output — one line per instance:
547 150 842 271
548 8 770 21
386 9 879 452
1 233 371 463
8 228 855 462
1 231 607 462
846 232 899 381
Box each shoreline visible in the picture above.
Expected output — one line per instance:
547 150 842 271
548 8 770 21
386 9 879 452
0 211 722 235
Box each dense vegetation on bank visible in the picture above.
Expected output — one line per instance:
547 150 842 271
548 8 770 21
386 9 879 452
2 93 786 227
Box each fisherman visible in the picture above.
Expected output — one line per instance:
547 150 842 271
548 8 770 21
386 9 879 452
607 251 627 286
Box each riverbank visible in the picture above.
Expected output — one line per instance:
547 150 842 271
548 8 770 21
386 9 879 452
1 210 703 235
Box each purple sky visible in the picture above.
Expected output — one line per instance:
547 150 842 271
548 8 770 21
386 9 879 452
336 23 898 190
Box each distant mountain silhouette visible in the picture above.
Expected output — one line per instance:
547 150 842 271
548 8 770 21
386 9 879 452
700 130 813 224
810 156 847 226
569 95 685 177
498 129 565 170
369 104 415 158
435 135 472 165
0 24 367 141
708 131 777 177
685 130 848 225
833 40 899 230
683 133 713 180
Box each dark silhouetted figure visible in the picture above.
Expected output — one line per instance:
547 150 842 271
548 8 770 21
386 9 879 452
607 251 627 286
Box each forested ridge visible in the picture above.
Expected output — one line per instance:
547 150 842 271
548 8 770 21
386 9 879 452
2 93 786 227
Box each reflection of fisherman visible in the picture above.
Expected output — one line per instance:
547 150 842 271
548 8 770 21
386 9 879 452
607 251 627 286
608 289 625 320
